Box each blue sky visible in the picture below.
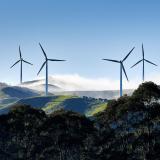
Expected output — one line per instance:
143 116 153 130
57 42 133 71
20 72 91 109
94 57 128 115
0 0 160 86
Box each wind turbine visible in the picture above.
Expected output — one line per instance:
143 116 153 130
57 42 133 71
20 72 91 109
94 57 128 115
131 44 157 82
37 43 66 96
10 46 33 84
102 47 135 97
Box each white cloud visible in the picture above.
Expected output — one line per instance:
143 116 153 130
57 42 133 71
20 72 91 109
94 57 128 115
50 74 121 91
20 73 160 91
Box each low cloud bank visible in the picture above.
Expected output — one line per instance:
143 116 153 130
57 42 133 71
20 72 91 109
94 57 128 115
20 73 160 91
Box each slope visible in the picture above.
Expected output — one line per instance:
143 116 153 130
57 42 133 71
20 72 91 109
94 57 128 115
0 95 107 116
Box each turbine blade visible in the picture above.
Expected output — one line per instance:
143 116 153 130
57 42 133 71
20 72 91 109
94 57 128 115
102 59 120 63
10 60 20 68
39 43 47 59
19 46 22 58
48 59 66 62
23 60 33 65
145 59 157 66
142 43 144 59
122 63 129 81
37 62 46 75
122 47 135 62
130 59 143 68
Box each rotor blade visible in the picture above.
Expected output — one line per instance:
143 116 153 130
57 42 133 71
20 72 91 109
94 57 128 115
122 47 135 62
122 63 129 81
102 59 120 63
10 60 20 68
130 59 143 68
142 44 144 59
37 62 46 75
145 59 157 66
23 60 33 65
39 43 47 59
48 59 66 62
19 46 22 58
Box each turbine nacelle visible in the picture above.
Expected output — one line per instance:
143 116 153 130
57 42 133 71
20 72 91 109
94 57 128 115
131 43 157 81
10 46 33 83
102 47 135 96
10 46 33 68
102 47 135 82
37 43 66 75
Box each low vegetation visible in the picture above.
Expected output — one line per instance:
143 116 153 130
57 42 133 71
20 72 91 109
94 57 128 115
11 95 107 116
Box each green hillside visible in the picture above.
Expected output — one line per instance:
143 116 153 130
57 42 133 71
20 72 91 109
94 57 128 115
43 95 77 112
5 95 107 116
86 103 107 116
42 96 107 115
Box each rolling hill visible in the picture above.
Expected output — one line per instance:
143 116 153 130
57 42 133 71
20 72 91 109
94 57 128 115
0 84 40 99
1 86 40 99
17 95 107 115
0 84 41 109
0 95 107 116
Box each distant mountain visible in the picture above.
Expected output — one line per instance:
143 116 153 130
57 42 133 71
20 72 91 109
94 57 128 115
22 79 62 92
1 86 40 99
0 85 41 108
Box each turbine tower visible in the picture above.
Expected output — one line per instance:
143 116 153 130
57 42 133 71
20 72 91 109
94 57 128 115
37 43 66 96
131 44 157 82
102 47 135 97
10 46 33 84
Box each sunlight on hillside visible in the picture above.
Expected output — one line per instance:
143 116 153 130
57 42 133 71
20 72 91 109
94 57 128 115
43 95 77 112
86 103 107 116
